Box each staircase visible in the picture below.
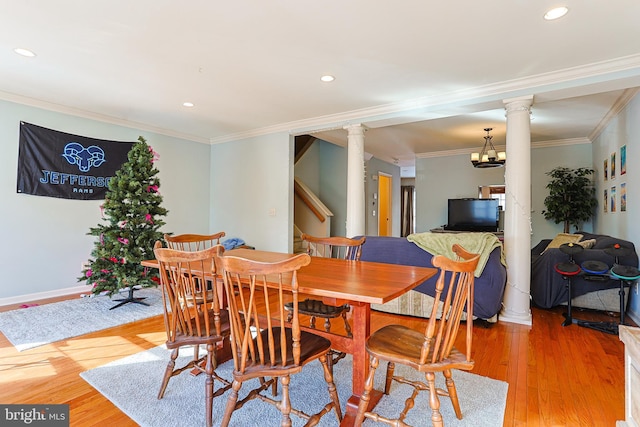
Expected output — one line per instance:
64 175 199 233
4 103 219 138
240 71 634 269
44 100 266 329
293 177 333 250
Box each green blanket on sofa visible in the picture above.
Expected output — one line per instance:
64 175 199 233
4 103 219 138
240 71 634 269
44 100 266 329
407 232 505 277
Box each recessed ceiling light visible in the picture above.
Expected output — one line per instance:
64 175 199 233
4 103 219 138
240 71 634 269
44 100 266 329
544 6 569 20
320 75 335 82
182 102 194 108
14 48 36 57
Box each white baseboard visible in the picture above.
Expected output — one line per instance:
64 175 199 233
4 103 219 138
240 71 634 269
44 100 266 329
627 308 639 326
499 307 533 326
0 285 89 307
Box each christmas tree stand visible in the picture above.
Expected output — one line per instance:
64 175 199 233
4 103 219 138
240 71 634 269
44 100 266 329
110 287 149 310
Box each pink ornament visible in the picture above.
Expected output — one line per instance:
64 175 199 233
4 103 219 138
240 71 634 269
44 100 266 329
86 269 93 277
148 146 160 163
145 213 153 223
117 237 129 245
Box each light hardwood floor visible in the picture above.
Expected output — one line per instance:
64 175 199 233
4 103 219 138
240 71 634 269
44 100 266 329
0 293 633 426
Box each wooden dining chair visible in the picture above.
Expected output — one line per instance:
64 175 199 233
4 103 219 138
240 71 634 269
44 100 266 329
164 232 225 363
354 244 480 427
217 251 342 427
153 242 232 427
164 231 226 251
284 233 366 371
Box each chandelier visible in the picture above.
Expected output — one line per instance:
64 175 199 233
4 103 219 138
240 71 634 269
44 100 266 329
471 128 506 168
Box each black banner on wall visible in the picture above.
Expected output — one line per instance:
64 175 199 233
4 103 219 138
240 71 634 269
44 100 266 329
16 122 135 200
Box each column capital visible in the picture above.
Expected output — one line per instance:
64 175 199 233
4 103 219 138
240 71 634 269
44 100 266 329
503 95 534 114
343 123 367 136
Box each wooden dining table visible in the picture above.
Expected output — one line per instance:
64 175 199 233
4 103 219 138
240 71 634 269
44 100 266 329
143 248 436 426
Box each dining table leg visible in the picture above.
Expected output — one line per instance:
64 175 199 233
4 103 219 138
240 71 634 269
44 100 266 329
340 302 384 427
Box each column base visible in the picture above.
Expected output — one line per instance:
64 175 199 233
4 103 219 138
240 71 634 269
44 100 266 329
499 307 532 326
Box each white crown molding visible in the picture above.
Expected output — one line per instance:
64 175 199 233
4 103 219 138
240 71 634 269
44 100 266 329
531 137 592 148
416 137 591 159
3 54 640 147
211 54 640 144
589 87 640 141
0 90 210 144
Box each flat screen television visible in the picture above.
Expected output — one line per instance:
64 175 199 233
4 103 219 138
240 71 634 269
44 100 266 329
445 198 499 232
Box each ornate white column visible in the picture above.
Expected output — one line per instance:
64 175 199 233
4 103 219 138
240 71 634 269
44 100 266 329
500 95 534 325
345 124 366 237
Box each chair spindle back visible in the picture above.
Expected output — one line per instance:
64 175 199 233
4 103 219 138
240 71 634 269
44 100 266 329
423 243 480 365
164 232 226 252
300 233 365 260
219 253 311 372
154 243 224 343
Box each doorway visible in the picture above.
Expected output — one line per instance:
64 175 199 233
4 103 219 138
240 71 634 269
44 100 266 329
378 173 392 236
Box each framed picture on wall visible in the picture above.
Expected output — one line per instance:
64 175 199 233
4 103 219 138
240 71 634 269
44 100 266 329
604 189 608 213
621 145 627 175
611 186 616 213
604 158 608 181
621 183 627 212
611 152 616 180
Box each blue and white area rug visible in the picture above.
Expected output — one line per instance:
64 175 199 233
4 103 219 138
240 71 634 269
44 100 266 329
80 345 508 426
0 287 163 351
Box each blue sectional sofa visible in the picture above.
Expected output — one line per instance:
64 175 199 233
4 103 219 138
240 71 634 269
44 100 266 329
356 235 507 320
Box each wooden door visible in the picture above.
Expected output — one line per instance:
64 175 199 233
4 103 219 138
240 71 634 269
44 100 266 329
378 174 392 236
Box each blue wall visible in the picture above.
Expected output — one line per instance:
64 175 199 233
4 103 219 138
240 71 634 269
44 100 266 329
0 99 211 300
592 94 640 319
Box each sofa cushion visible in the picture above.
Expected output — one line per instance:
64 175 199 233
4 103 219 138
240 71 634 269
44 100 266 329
576 231 636 250
541 233 583 254
576 239 596 249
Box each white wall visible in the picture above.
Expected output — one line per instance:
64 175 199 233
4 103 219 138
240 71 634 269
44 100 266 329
366 157 401 236
413 93 640 322
415 143 595 244
294 142 321 195
530 143 594 239
415 155 505 233
319 141 348 237
295 139 402 238
592 93 640 319
0 100 211 301
210 132 293 253
3 92 639 320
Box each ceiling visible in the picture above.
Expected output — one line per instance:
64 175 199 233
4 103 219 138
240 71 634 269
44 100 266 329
2 2 640 176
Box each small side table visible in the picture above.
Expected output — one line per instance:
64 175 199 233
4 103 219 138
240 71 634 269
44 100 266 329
617 325 640 427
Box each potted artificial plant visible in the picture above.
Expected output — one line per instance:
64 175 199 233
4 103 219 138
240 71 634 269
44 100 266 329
541 166 598 233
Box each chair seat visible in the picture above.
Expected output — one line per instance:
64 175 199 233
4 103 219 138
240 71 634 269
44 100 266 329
366 324 474 372
236 327 332 379
183 288 216 303
284 298 349 318
167 308 230 349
